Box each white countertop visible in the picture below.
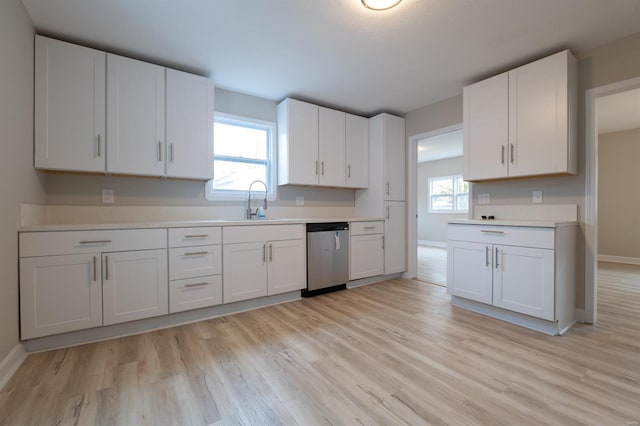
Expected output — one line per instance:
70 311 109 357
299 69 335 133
19 217 384 232
448 218 578 228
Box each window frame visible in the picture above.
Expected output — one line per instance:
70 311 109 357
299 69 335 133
428 174 469 213
205 112 277 202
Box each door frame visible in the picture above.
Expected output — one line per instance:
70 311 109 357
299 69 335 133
405 122 466 280
584 75 640 324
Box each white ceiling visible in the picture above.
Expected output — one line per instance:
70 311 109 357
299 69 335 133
597 88 640 134
417 129 463 163
20 0 640 116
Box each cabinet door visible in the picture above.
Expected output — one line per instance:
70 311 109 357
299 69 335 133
34 36 106 172
102 249 168 325
223 242 268 303
345 114 369 189
384 201 406 274
493 245 555 320
446 241 493 304
318 107 346 187
350 234 384 280
383 114 405 201
107 54 165 176
463 72 509 181
508 51 570 177
166 69 214 180
20 254 102 339
267 239 306 295
277 98 319 185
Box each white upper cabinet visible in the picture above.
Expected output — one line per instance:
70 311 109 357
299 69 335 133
278 98 319 186
318 107 346 187
166 69 215 180
345 113 369 189
35 36 106 172
277 98 369 189
107 54 166 177
383 114 406 201
463 50 577 181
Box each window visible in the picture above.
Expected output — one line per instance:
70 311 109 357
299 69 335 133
429 175 469 212
205 113 276 201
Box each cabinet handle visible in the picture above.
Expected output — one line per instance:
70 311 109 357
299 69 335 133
501 145 505 165
480 230 504 234
97 134 102 157
93 256 97 282
386 206 390 219
321 161 325 176
269 243 273 262
184 234 208 238
184 251 208 256
510 144 514 164
485 246 490 267
315 161 318 176
105 255 109 280
364 226 375 230
79 240 112 244
158 141 162 161
495 247 499 269
170 143 174 162
185 282 208 288
262 244 266 262
386 182 390 195
382 236 385 249
348 164 351 178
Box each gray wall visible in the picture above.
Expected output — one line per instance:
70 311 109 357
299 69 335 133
405 32 640 311
417 157 465 243
0 0 46 360
44 88 356 209
598 128 640 258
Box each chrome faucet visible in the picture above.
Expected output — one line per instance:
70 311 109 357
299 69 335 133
247 180 268 220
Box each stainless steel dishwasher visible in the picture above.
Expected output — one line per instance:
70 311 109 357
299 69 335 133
303 222 349 297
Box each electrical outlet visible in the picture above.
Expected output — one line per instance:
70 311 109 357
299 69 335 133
478 193 490 205
533 190 543 204
296 196 304 206
102 189 114 204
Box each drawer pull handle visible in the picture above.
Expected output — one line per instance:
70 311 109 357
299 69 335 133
185 282 208 288
79 240 112 244
184 251 208 256
364 226 376 230
480 230 504 234
184 234 208 238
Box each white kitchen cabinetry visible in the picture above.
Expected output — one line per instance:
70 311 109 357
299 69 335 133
168 227 223 313
447 222 576 334
19 229 167 339
278 98 319 186
166 69 215 180
107 53 166 177
463 50 577 181
350 221 384 280
345 114 369 189
223 225 306 303
355 113 406 275
34 36 106 172
318 107 346 187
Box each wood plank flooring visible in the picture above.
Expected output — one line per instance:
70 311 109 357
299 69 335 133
1 264 639 425
417 245 446 286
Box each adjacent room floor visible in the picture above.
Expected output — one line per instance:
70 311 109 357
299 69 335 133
417 245 446 286
1 265 639 425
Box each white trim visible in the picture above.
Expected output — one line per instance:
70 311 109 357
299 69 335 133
575 308 587 323
598 254 640 265
418 240 447 248
584 75 640 325
407 123 465 282
0 343 27 391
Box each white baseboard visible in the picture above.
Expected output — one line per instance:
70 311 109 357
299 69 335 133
418 240 447 248
575 308 588 324
347 273 403 289
598 254 640 265
0 343 27 391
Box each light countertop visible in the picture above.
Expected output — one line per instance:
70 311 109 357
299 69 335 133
448 219 578 228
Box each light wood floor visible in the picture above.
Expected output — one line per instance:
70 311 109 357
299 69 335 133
417 245 447 286
1 266 640 425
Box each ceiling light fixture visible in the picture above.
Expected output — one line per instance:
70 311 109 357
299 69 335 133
361 0 402 11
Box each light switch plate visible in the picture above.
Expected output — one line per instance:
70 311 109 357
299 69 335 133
533 190 543 204
296 196 304 206
478 193 490 205
102 189 114 204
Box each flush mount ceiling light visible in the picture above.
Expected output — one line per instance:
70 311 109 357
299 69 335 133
361 0 402 11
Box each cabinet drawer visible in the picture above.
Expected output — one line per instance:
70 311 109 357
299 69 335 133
169 227 221 247
169 245 222 280
20 229 167 257
447 224 554 249
223 224 304 244
351 221 383 236
169 275 222 313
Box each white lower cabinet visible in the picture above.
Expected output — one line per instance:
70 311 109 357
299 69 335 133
169 275 222 314
350 221 384 280
384 201 406 274
223 225 306 304
102 249 168 325
447 241 493 304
